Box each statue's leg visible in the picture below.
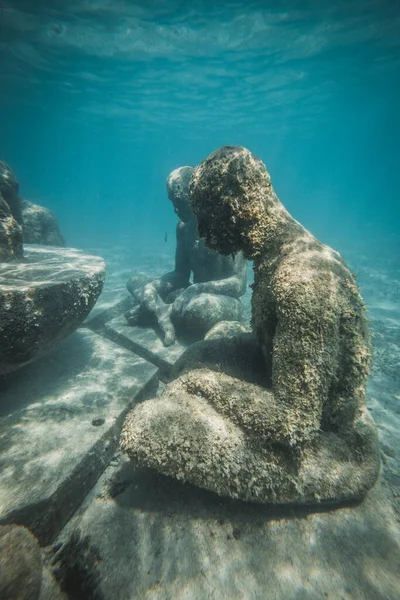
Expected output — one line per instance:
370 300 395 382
125 301 175 345
126 273 153 301
173 333 269 386
120 373 380 505
124 304 154 327
172 292 242 342
125 273 176 345
120 377 285 504
125 275 158 326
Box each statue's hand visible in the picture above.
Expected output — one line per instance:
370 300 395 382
171 284 203 317
125 306 141 326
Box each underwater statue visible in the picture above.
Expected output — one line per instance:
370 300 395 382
0 161 65 247
121 146 380 505
125 165 247 346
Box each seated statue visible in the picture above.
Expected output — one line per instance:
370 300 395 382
0 161 65 247
120 146 380 506
125 166 247 346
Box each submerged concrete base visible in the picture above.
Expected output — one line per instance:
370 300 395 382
0 329 158 545
104 315 187 379
53 455 400 600
85 292 132 328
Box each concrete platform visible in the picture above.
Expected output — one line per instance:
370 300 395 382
0 329 158 545
85 293 133 330
81 247 134 329
53 455 400 600
104 315 187 379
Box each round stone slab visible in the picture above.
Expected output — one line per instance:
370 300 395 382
0 245 105 375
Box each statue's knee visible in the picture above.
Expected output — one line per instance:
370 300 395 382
126 273 152 296
173 294 241 342
186 294 241 322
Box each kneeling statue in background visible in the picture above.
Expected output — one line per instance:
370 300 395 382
125 165 247 346
121 146 380 506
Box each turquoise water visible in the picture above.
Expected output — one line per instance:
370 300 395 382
1 3 400 599
0 0 399 249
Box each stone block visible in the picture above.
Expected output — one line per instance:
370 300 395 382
53 456 400 600
0 329 158 545
0 245 105 375
104 315 187 379
85 293 132 329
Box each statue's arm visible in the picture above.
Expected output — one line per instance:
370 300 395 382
190 252 247 298
130 222 190 302
270 278 339 446
186 280 337 447
182 369 281 446
156 221 191 293
126 223 191 346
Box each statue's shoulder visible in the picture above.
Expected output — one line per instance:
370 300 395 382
177 220 185 232
176 220 189 243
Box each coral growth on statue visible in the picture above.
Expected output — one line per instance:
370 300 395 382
121 146 380 505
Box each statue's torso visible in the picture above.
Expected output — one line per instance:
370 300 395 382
181 223 235 283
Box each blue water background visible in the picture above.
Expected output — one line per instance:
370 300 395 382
0 0 399 253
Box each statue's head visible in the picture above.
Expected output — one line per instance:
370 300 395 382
0 161 19 204
190 146 272 258
166 166 195 223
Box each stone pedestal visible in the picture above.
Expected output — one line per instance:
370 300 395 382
0 329 158 544
104 315 187 380
0 245 105 375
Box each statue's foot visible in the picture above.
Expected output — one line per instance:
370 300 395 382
162 328 176 347
124 304 176 346
156 324 175 347
120 372 380 505
158 305 176 347
124 306 141 326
